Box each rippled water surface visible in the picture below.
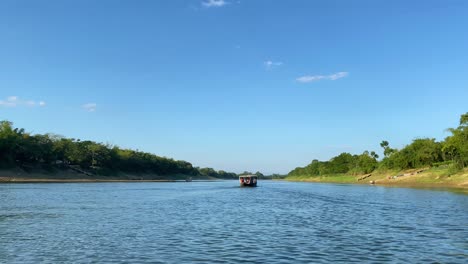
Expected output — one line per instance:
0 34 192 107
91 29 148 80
1 181 467 263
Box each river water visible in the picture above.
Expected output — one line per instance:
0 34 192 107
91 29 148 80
1 181 467 263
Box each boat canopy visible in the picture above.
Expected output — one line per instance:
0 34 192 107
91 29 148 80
239 175 257 178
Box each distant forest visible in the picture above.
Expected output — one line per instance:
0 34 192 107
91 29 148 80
0 121 241 179
3 112 466 180
288 113 468 177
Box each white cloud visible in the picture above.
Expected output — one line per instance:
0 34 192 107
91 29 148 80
328 72 349 80
264 60 283 69
0 96 46 108
0 96 17 107
296 72 349 83
202 0 228 7
82 103 97 112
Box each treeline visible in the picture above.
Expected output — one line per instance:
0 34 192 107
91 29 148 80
289 112 468 177
0 121 237 179
238 171 276 179
197 170 273 180
197 167 237 179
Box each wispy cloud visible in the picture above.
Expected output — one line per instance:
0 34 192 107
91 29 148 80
202 0 228 7
82 103 97 112
296 72 349 83
264 60 283 70
0 96 46 108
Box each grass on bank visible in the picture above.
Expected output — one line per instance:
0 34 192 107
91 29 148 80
286 174 357 183
285 166 468 188
0 167 218 182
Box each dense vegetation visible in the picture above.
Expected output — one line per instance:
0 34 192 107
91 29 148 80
0 121 237 179
289 113 468 177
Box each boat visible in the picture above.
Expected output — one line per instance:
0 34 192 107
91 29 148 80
239 175 258 187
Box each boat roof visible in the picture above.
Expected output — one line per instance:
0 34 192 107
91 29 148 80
239 175 257 178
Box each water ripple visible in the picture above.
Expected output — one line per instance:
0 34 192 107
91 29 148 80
1 181 467 263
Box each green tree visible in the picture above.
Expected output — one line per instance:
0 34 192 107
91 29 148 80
255 171 264 178
380 140 396 157
443 112 468 168
353 151 378 174
0 121 20 167
0 120 226 178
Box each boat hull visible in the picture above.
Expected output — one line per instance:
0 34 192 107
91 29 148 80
240 182 257 187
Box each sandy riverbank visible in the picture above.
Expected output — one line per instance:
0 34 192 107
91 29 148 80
0 168 217 183
285 167 468 190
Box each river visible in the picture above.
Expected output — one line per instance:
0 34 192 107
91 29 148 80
1 181 467 263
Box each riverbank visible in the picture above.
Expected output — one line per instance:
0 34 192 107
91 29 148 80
285 167 468 189
0 168 218 183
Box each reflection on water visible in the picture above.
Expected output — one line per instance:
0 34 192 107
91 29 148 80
1 181 467 263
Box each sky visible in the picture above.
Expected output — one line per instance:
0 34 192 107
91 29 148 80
1 0 468 174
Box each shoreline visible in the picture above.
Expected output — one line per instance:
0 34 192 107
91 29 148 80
0 178 174 183
283 178 468 189
0 177 223 183
0 169 221 183
284 168 468 190
0 179 222 184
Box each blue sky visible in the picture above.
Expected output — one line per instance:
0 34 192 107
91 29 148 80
1 0 467 174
